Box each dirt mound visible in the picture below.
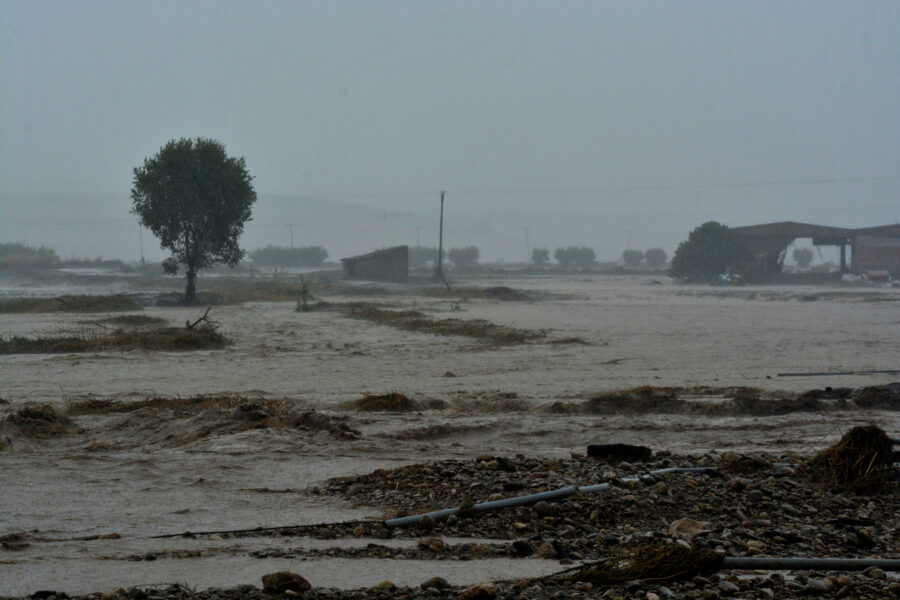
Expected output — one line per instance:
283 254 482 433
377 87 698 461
804 425 894 492
3 403 76 438
0 294 143 313
478 286 531 301
717 452 773 474
853 383 900 409
730 395 825 416
0 325 229 354
586 387 684 414
344 303 544 345
69 395 360 443
345 393 420 412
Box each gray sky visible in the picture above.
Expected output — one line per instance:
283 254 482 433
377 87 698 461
1 1 898 262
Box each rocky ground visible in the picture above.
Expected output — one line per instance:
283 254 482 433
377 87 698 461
7 445 896 600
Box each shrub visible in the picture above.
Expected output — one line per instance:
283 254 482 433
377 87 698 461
792 247 814 269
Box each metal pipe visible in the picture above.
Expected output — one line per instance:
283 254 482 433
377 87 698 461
723 557 900 572
385 467 717 528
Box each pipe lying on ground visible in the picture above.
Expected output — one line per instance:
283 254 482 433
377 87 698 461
722 557 900 572
385 467 717 528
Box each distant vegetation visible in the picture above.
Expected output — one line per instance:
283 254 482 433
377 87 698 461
622 249 644 267
448 246 480 268
644 247 668 269
408 246 444 269
669 221 750 282
531 248 550 265
554 246 596 268
250 244 328 267
792 247 814 269
0 243 60 270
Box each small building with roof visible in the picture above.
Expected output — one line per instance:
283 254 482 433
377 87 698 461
341 246 408 283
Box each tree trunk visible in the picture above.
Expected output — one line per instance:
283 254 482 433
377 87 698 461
185 269 197 305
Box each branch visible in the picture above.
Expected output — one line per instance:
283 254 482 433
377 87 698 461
186 307 213 330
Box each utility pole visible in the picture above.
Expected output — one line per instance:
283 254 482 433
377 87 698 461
139 225 144 267
436 191 445 280
289 224 294 248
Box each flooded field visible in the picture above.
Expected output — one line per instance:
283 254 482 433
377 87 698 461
1 274 898 595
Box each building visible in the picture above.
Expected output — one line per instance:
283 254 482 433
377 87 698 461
340 246 409 283
729 221 900 278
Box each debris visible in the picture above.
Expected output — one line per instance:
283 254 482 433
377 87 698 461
551 544 723 585
804 425 894 492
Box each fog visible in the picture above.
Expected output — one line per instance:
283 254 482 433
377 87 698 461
1 1 898 262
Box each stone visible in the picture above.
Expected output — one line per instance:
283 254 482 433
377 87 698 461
587 443 653 462
458 583 498 600
421 577 450 590
261 572 311 593
669 518 707 541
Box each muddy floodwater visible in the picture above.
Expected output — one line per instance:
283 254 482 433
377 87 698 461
1 274 898 595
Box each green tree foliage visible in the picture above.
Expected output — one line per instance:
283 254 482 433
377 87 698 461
644 247 668 269
622 249 644 267
131 138 256 304
448 246 480 268
554 246 596 268
669 221 750 282
250 245 328 267
408 246 444 269
792 247 814 269
0 243 60 270
531 247 550 265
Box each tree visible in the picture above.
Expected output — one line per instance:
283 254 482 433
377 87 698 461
622 249 644 268
554 246 596 268
669 221 750 282
131 138 256 304
447 246 480 268
792 247 814 269
644 247 668 269
531 248 550 265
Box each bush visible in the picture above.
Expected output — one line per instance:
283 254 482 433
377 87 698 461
644 248 668 269
409 246 444 269
249 245 328 267
622 249 644 267
531 248 550 265
448 246 479 268
669 222 750 282
554 246 596 268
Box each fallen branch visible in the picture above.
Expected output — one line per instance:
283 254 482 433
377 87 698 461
186 307 213 330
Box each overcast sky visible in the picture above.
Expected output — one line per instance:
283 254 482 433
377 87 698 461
1 1 898 262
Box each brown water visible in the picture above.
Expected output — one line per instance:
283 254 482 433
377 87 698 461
2 275 898 595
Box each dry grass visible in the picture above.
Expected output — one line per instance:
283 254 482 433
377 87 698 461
87 315 168 327
343 303 543 345
552 544 723 585
3 403 76 438
0 294 143 313
0 325 229 354
804 425 894 492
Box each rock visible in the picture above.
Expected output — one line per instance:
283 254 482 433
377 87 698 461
419 515 435 532
261 572 311 593
669 518 707 541
804 578 832 593
587 443 653 462
418 537 447 552
534 501 553 517
458 583 497 600
374 581 396 590
421 577 450 590
512 540 535 556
